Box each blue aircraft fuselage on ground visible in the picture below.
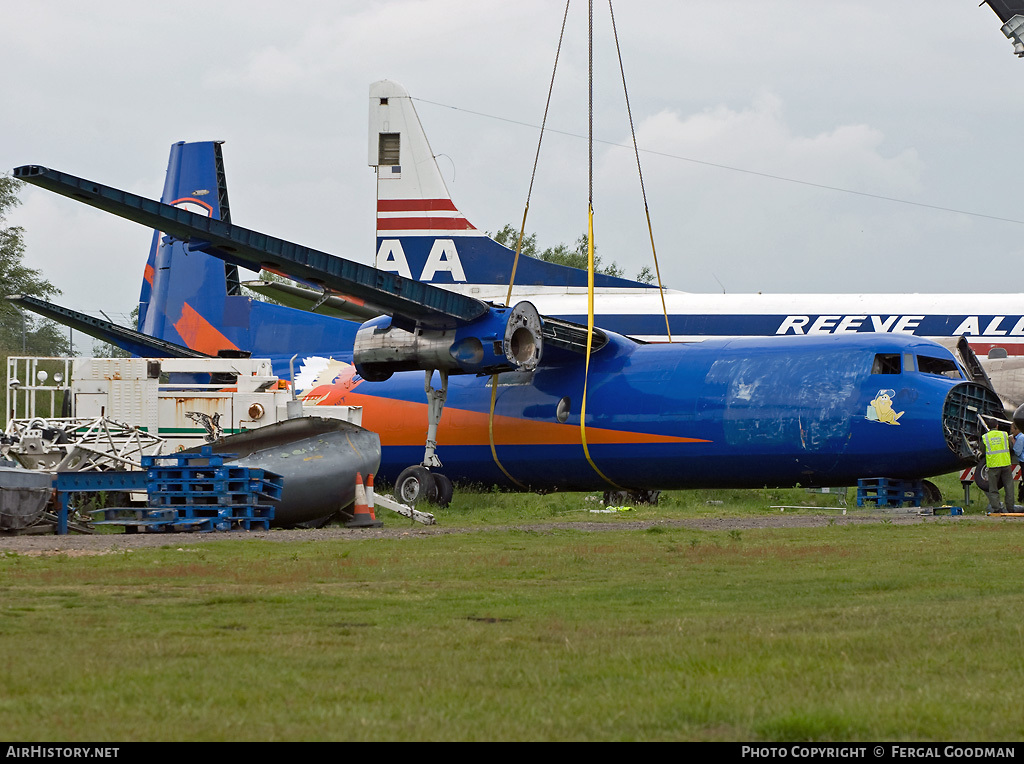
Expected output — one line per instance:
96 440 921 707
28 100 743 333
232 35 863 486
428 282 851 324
292 331 993 489
12 151 1001 493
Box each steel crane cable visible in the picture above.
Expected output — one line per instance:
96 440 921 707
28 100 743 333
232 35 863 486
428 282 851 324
488 0 570 489
608 0 672 341
581 0 624 490
504 0 571 306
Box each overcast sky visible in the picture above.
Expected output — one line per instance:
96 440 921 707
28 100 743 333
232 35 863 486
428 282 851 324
3 1 1023 328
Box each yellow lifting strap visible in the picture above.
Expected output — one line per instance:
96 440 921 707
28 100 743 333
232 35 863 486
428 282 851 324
579 1 623 489
580 203 624 489
493 0 656 489
488 373 527 489
490 0 570 485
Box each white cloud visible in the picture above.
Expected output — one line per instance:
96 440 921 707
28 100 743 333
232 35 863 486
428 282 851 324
2 0 1023 314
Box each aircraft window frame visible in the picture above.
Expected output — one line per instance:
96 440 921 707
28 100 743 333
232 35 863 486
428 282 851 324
871 353 901 375
916 355 962 379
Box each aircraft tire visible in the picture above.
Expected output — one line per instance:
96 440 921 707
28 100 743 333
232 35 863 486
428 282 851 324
433 474 454 508
921 480 942 505
631 489 661 506
974 459 990 493
604 489 661 506
395 466 437 505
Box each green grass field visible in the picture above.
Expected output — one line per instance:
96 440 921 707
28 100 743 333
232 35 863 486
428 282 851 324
2 475 1023 742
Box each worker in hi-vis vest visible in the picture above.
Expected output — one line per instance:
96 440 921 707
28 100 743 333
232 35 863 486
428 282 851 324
983 427 1014 514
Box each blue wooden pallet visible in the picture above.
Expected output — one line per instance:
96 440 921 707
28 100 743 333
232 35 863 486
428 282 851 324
856 478 923 508
90 507 225 532
230 517 271 531
143 500 273 516
141 447 236 469
79 453 282 534
147 464 276 478
148 463 251 475
83 451 284 532
91 507 178 524
149 492 275 507
148 479 283 501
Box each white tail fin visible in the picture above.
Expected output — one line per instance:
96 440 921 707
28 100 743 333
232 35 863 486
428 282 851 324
367 79 651 291
369 80 481 241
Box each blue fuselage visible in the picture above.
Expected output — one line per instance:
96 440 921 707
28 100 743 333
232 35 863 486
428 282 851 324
283 332 994 491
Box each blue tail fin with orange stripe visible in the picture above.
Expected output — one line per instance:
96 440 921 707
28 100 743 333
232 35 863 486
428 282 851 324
138 141 239 350
139 141 358 366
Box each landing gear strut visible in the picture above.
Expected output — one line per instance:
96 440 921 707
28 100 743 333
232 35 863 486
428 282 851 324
394 370 454 507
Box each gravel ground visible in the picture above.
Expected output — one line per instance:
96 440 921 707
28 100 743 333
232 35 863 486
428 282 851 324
0 509 972 556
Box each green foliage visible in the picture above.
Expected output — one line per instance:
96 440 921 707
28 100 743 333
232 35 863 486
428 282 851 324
488 224 538 259
488 223 625 278
0 176 70 358
90 341 131 359
91 306 138 358
1 176 73 424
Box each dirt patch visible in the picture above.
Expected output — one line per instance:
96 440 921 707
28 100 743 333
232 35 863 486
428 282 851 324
0 510 966 556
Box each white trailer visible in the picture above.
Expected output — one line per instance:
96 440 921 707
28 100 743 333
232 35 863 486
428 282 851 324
5 355 361 457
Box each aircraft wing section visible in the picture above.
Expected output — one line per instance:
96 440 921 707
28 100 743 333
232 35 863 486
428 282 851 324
239 278 612 354
15 164 615 379
13 165 489 330
7 294 211 359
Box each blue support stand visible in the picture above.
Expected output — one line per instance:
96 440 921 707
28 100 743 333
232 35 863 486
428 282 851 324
53 471 149 535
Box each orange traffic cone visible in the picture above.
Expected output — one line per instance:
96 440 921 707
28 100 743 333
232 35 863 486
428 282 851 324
345 472 383 528
366 473 376 513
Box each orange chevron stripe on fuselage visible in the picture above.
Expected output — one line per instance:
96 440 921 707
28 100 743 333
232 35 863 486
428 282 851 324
302 383 708 449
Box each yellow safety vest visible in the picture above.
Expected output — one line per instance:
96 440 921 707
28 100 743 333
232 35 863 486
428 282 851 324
984 430 1012 468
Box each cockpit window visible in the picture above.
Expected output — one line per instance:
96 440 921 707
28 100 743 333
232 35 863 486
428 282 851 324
917 355 962 378
872 353 901 375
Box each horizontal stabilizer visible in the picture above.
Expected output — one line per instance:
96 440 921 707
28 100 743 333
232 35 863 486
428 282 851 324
13 165 490 330
7 294 211 359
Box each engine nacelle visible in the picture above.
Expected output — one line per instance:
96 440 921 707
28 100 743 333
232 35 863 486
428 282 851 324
353 301 543 381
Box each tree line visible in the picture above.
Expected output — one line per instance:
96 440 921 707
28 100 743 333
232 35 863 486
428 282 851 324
0 177 70 358
487 223 655 284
